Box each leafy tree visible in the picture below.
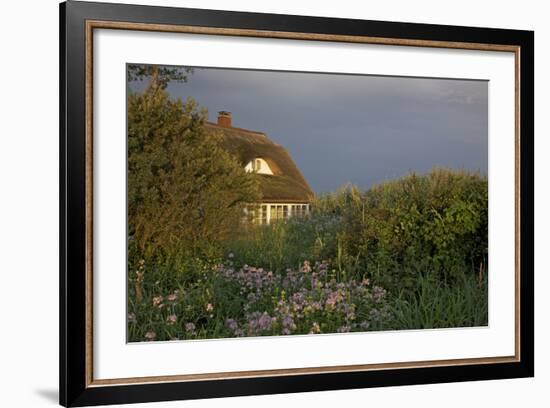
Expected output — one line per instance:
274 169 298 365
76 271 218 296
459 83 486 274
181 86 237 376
128 87 260 257
128 64 193 90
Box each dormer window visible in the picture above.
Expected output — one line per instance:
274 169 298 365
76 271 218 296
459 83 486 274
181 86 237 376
254 159 262 172
245 157 273 175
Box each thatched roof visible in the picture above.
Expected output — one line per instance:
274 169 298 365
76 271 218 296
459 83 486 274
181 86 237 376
205 122 314 203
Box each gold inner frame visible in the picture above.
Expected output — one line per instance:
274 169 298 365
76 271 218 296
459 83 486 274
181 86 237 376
84 20 521 388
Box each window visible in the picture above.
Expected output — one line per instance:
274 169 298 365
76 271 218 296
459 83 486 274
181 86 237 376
261 205 267 225
254 207 262 225
269 205 286 222
270 205 277 221
245 158 273 175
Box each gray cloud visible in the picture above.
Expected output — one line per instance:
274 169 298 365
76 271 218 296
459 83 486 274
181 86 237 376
130 67 488 194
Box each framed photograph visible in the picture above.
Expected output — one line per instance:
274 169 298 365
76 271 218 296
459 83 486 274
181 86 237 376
60 1 534 406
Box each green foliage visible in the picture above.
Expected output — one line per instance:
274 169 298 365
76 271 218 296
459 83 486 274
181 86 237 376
127 87 260 257
223 169 488 293
317 169 488 291
389 272 488 329
222 202 359 275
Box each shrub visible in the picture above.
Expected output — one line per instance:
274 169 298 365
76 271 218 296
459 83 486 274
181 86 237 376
127 87 260 258
316 168 488 291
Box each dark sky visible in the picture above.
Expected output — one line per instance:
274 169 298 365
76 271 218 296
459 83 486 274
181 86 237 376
130 67 488 194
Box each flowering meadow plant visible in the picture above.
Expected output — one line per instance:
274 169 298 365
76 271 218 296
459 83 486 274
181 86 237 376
128 259 393 341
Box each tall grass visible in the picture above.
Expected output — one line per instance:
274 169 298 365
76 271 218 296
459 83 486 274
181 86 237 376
389 273 488 329
223 211 344 273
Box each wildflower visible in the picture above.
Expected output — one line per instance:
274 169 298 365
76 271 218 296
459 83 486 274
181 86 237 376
325 291 342 310
344 304 356 321
205 303 214 313
167 293 178 302
152 296 163 308
301 260 312 273
247 312 275 333
372 286 386 302
337 325 351 333
359 321 370 330
228 252 235 259
282 314 296 331
309 322 321 334
185 322 196 335
127 312 137 324
166 314 177 325
258 313 274 331
369 309 381 320
144 331 156 341
225 318 238 332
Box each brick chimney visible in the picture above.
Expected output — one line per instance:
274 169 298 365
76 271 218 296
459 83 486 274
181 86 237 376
217 111 232 127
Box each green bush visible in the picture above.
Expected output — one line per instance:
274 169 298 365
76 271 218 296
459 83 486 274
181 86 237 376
127 87 260 258
316 168 488 292
389 272 488 329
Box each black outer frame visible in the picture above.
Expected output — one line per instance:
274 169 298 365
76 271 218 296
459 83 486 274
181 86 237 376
59 0 534 406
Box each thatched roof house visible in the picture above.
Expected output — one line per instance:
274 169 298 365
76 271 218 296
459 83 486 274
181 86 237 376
205 112 313 224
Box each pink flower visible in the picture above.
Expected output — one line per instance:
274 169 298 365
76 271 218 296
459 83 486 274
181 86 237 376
205 303 214 313
144 331 156 341
166 314 177 325
167 293 178 302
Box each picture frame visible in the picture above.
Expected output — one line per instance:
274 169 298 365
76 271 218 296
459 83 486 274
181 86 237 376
59 0 534 406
